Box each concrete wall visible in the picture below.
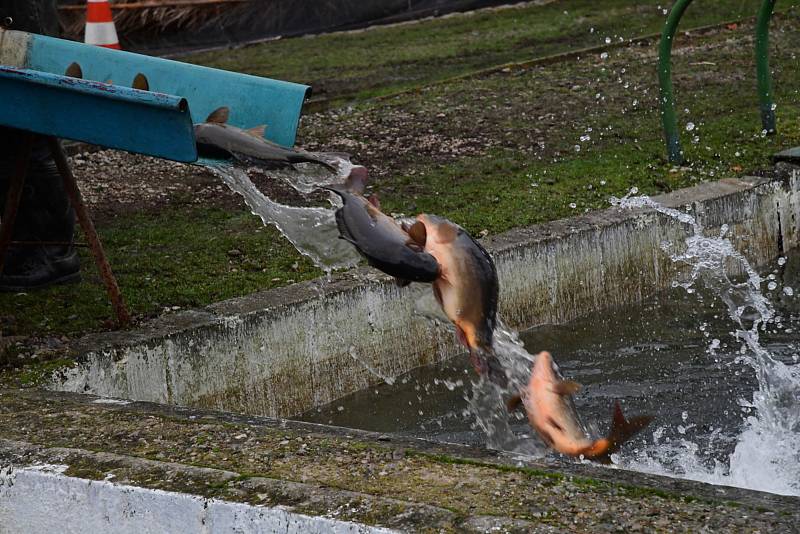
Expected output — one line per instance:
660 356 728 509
0 466 393 534
50 173 800 417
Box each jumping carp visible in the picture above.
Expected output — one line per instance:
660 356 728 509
513 351 653 462
326 167 440 285
414 214 505 384
194 107 338 172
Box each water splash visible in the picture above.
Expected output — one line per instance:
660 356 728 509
611 192 800 496
205 162 361 272
269 156 355 195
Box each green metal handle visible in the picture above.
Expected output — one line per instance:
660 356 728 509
658 0 694 165
756 0 777 134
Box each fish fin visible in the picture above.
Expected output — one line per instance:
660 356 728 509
368 194 381 209
506 394 523 412
132 73 149 91
406 221 427 247
469 347 508 387
65 62 83 79
552 380 581 396
205 106 230 124
245 125 267 138
336 166 368 195
583 401 654 461
394 277 411 287
456 326 470 348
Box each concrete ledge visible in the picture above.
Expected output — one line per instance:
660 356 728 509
50 172 800 417
1 389 797 532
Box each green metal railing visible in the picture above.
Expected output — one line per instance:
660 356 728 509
756 0 777 134
659 0 777 165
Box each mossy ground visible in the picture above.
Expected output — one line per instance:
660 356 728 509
1 2 799 365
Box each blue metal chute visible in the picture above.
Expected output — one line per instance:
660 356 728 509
0 28 311 161
0 66 197 162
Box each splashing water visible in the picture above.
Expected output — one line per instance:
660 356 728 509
205 161 361 272
610 193 800 496
269 156 355 195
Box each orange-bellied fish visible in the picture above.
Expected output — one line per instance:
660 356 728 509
194 107 338 172
325 167 440 285
512 351 653 462
414 214 506 385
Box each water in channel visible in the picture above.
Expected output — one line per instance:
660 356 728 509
301 195 800 497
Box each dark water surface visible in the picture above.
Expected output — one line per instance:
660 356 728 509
300 255 800 495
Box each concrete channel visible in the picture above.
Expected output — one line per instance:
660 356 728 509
49 168 800 418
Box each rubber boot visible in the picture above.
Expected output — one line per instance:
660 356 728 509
0 133 80 291
0 1 79 291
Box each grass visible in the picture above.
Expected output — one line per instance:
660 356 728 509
1 1 798 357
184 0 766 103
0 208 320 338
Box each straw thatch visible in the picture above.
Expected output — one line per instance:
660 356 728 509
58 0 250 43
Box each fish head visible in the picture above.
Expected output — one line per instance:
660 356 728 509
416 214 460 247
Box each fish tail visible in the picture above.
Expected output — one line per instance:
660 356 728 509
580 401 653 461
469 346 508 388
294 154 338 172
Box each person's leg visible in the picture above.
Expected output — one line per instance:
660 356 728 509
0 132 79 291
0 0 79 290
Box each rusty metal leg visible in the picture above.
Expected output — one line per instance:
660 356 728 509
0 133 35 276
47 137 131 327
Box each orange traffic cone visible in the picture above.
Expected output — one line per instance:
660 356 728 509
84 0 120 49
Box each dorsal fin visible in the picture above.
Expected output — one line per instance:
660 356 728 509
132 73 149 91
245 125 267 138
65 62 83 79
205 106 230 124
344 166 368 195
552 380 581 396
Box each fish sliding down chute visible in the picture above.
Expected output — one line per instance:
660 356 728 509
324 167 441 285
194 106 344 172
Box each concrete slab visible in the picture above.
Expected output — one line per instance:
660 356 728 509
46 171 800 418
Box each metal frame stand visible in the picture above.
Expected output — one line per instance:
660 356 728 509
0 135 131 327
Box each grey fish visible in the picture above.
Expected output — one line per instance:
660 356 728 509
325 167 440 285
194 107 338 172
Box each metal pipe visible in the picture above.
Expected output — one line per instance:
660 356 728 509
658 0 694 165
47 137 131 327
0 133 34 276
756 0 777 134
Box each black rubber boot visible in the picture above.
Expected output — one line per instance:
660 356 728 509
0 134 80 291
0 1 78 291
